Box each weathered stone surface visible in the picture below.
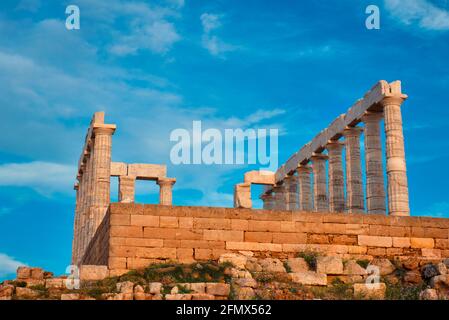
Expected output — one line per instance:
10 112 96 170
234 278 258 288
344 260 367 275
219 253 247 270
419 289 438 300
436 262 447 275
45 278 64 289
165 294 192 300
244 170 275 185
287 258 309 273
15 287 40 299
316 256 343 274
30 268 44 280
289 272 327 286
0 285 14 300
402 258 419 270
191 293 215 300
16 266 31 279
443 258 449 268
368 259 395 275
403 271 422 284
206 283 230 296
422 264 439 280
353 283 386 299
245 258 262 272
430 275 449 290
117 281 134 294
235 286 256 300
259 258 286 273
79 265 109 281
61 293 80 300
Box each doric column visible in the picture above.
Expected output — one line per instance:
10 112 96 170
297 165 312 211
260 192 275 209
119 175 135 203
343 127 365 213
158 178 176 205
311 153 328 212
362 112 386 214
272 185 285 210
285 175 298 210
71 182 80 264
381 96 410 216
91 125 115 238
327 141 345 212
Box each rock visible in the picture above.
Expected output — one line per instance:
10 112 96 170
0 285 14 300
30 268 44 280
235 287 256 300
402 258 419 270
79 265 109 281
228 268 253 279
15 287 40 299
134 285 145 299
134 285 144 293
191 293 215 300
245 258 262 272
368 259 395 276
259 258 286 273
287 258 309 273
289 272 327 286
25 279 45 287
316 256 343 275
43 271 54 279
152 294 163 300
116 281 134 294
419 288 438 300
189 283 206 294
171 286 179 294
344 260 367 275
436 263 447 275
234 278 258 288
45 278 64 289
219 253 247 270
148 282 162 294
165 294 192 300
60 293 80 300
206 283 230 296
443 258 449 268
403 271 422 284
422 264 439 280
17 266 31 279
430 275 449 290
353 283 386 300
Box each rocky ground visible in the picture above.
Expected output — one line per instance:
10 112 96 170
1 251 449 300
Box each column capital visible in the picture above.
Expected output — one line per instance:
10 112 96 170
311 153 328 160
343 126 363 137
157 177 176 186
362 111 383 123
296 164 312 173
380 96 406 107
93 124 116 136
326 140 344 151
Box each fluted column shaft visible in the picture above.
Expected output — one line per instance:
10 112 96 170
273 185 284 210
297 165 312 211
285 175 298 210
327 141 345 212
343 127 365 213
381 97 409 216
72 183 80 264
311 154 328 212
362 112 386 214
261 192 275 209
158 178 176 205
119 175 136 203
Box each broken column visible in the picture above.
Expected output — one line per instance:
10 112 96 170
327 141 345 212
158 178 176 206
362 111 386 214
381 96 410 216
311 153 329 212
118 175 135 203
260 191 275 210
343 127 365 213
297 165 312 211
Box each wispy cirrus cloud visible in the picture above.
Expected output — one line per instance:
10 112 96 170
384 0 449 31
0 253 26 278
200 13 238 57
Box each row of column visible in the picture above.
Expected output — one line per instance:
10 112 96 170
118 176 176 206
261 97 409 216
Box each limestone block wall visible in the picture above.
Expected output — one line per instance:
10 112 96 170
82 204 449 275
81 212 110 265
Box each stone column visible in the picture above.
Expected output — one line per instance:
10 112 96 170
260 192 273 209
381 96 410 216
362 112 386 214
343 127 365 213
273 185 285 210
72 182 80 264
327 141 345 212
285 175 298 210
79 161 88 261
158 178 176 206
311 153 328 212
118 175 135 203
91 125 115 239
297 165 312 211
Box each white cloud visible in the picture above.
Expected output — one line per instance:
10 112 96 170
384 0 449 30
0 253 26 278
200 13 237 57
0 161 75 196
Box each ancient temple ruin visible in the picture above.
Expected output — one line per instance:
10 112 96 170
234 80 409 217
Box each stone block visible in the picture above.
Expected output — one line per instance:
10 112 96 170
16 266 31 279
226 241 282 252
60 293 80 300
130 215 159 227
410 238 434 249
272 232 307 244
368 259 395 276
287 258 309 273
127 163 166 179
191 293 215 300
79 265 109 281
110 162 127 176
206 283 230 296
243 170 275 185
231 219 249 231
343 260 367 275
15 287 40 299
160 216 179 228
30 268 44 280
219 253 247 269
0 285 14 300
419 288 438 300
149 282 163 294
194 218 231 230
45 278 64 289
259 258 286 273
203 230 243 242
245 231 272 243
248 220 281 232
316 256 344 275
289 272 327 286
110 225 143 238
392 237 410 248
165 294 192 300
353 283 386 299
358 235 392 247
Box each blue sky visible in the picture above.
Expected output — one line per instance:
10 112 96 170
1 0 449 280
